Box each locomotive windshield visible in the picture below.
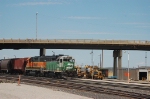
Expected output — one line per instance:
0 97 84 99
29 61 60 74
63 59 74 62
56 56 75 63
62 56 74 62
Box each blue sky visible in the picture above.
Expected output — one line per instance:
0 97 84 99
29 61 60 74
0 0 150 68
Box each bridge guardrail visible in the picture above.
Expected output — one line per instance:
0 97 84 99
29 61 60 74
0 39 150 45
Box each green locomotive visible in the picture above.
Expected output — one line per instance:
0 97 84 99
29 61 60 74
44 55 76 78
25 54 76 78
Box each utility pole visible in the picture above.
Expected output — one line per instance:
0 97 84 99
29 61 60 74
124 50 130 83
128 52 129 83
36 12 38 40
90 50 94 79
102 50 103 68
99 54 101 69
145 52 147 66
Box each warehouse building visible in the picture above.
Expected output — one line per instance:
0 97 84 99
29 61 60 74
101 67 114 79
117 66 150 81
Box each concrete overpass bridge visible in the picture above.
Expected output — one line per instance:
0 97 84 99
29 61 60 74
1 39 150 79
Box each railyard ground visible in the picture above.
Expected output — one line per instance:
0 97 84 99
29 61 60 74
0 82 129 99
0 83 92 99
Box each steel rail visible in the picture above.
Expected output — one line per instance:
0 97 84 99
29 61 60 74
0 74 150 98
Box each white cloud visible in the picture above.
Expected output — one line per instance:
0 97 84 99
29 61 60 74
135 26 150 28
13 1 63 6
68 16 106 20
117 22 150 28
59 30 141 36
136 62 145 66
127 13 147 16
59 30 112 34
118 22 148 25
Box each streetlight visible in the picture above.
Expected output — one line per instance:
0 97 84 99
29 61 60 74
52 51 55 55
145 52 147 66
3 55 9 59
90 50 94 79
36 12 38 40
14 55 16 58
124 51 130 83
99 54 101 69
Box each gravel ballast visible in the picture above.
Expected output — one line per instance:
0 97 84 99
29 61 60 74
0 83 92 99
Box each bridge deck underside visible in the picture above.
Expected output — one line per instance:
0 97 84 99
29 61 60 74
0 43 150 50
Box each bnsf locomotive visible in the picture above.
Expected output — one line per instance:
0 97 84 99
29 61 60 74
0 55 76 78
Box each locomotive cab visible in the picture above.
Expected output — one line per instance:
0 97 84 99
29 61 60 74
56 56 76 77
57 56 75 70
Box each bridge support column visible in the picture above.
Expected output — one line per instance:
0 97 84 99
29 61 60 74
118 50 122 80
40 48 46 56
113 50 118 77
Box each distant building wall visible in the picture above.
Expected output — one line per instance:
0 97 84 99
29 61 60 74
108 69 113 78
104 67 150 81
101 69 113 78
148 71 150 81
117 68 138 80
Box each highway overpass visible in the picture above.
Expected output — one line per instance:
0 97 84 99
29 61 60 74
0 39 150 79
0 39 150 50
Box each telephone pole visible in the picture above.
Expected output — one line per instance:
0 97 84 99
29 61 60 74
36 12 38 40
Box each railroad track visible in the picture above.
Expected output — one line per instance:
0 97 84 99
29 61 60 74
71 78 150 91
0 74 150 99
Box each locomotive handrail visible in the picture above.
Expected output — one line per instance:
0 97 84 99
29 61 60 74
0 39 150 45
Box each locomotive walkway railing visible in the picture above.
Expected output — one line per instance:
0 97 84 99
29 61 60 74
0 39 150 45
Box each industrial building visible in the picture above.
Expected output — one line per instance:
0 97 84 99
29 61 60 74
101 68 114 79
103 66 150 81
117 66 150 81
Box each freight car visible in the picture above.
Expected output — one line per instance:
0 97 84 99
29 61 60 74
25 55 76 78
0 59 12 73
0 58 28 74
11 58 28 74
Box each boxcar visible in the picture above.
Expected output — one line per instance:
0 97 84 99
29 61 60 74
0 59 12 73
11 58 28 74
